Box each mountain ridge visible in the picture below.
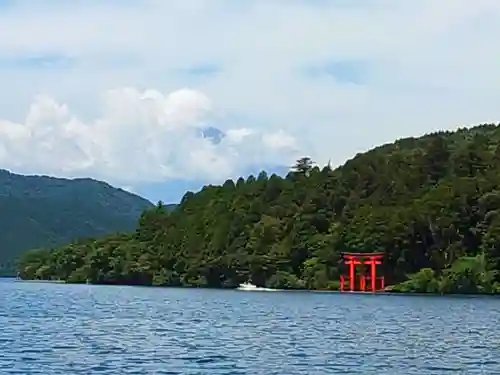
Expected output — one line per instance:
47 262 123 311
0 169 155 275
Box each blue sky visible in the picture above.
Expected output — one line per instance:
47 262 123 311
0 1 499 203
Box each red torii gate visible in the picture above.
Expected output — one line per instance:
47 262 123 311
340 252 385 292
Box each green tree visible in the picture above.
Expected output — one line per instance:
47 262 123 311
17 122 500 294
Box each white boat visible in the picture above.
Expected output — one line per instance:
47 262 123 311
237 282 259 290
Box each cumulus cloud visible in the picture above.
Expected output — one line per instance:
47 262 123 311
0 88 299 184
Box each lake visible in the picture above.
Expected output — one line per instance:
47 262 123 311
0 279 499 374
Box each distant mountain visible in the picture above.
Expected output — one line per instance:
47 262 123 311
0 169 154 275
200 126 225 144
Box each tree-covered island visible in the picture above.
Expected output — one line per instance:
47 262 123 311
17 124 500 294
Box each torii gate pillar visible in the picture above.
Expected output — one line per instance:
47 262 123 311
340 252 384 292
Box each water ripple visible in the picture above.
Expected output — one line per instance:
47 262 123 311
1 280 500 374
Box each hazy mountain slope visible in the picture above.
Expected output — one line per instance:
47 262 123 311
0 170 154 275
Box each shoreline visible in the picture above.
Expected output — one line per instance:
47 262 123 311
12 279 500 297
14 279 66 284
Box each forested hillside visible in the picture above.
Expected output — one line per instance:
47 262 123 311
18 124 500 293
0 170 153 275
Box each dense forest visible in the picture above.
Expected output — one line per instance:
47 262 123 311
18 124 500 294
0 170 153 275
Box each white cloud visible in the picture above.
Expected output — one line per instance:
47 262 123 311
262 130 298 151
0 0 499 186
0 87 298 184
225 128 253 144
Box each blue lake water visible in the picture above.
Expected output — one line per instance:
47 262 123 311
0 279 499 374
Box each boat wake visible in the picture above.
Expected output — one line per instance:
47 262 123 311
236 282 280 292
